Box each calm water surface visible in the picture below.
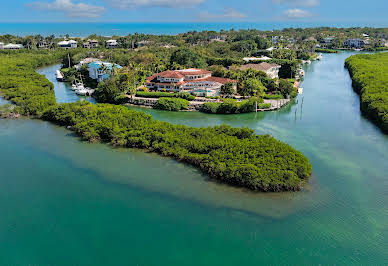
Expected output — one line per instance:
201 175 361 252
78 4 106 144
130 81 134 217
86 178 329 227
0 51 387 265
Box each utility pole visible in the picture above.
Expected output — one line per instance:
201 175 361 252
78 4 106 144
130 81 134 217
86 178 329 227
67 53 71 68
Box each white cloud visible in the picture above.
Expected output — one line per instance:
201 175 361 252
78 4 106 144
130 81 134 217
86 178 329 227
274 0 319 7
199 8 247 20
283 8 313 18
27 0 106 18
104 0 204 8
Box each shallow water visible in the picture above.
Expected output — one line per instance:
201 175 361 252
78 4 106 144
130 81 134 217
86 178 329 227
0 51 387 264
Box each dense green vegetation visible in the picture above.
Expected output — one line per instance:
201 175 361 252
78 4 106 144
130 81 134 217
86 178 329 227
42 102 311 191
136 91 195 100
315 48 339 53
200 97 265 114
153 97 189 111
0 50 62 115
0 51 312 192
345 53 388 132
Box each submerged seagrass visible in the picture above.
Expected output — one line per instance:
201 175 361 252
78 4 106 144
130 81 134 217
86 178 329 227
0 51 312 191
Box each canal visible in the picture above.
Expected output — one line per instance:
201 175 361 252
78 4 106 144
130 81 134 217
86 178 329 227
0 51 387 265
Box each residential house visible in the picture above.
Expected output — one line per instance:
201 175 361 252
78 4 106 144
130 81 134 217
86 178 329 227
0 42 4 49
58 40 77 48
106 39 118 49
83 39 99 49
272 36 281 44
87 61 122 83
209 35 226 42
343 38 365 49
146 68 237 97
236 63 281 79
37 41 49 49
3 44 23 50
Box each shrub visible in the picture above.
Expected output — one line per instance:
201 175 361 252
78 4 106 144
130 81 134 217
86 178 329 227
154 97 189 111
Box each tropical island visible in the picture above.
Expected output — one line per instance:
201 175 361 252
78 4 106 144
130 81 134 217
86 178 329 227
345 52 388 132
0 51 312 192
1 26 388 191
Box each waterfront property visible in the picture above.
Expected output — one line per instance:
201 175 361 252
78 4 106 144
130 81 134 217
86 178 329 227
106 40 118 48
87 61 122 83
37 41 49 49
83 39 99 49
236 62 281 79
343 38 365 49
58 40 77 48
146 68 237 97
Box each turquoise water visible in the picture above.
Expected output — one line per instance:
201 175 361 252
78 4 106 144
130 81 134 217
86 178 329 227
0 51 387 264
36 64 96 104
2 22 388 37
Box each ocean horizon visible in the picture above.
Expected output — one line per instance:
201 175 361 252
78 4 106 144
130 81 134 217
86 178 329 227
1 22 388 37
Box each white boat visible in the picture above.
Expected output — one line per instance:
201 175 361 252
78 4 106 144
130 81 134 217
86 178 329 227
56 70 64 81
76 87 95 96
316 53 323 60
298 87 304 94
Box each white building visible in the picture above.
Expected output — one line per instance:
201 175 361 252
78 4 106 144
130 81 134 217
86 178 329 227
0 42 4 49
106 40 118 49
237 62 281 79
3 44 23 50
343 38 365 49
83 39 99 49
58 40 77 48
146 68 237 97
87 61 122 83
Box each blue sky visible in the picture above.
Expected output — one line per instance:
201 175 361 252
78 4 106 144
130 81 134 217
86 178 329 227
1 0 388 23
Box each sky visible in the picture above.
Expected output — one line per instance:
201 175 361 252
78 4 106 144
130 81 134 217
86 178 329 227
1 0 388 24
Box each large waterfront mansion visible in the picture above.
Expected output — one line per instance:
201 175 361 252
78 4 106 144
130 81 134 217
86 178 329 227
146 68 237 97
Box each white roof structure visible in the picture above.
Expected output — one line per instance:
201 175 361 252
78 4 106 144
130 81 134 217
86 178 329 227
58 40 77 46
266 47 276 51
4 43 23 49
243 56 272 62
106 39 117 44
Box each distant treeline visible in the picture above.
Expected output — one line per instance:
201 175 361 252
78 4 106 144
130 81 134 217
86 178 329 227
0 51 312 192
345 52 388 133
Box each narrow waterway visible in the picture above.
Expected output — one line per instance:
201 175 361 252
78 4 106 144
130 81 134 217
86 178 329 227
0 52 387 265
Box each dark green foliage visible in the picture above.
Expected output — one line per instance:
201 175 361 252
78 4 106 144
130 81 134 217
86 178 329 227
136 91 195 101
200 97 264 114
264 94 283 100
170 48 207 68
42 102 312 191
315 48 339 53
154 97 189 111
94 77 127 104
345 53 388 132
258 103 271 109
220 82 235 96
0 51 60 115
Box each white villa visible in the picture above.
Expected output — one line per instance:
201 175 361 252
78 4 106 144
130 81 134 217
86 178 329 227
343 38 365 49
83 39 99 49
146 68 237 97
87 61 122 83
106 40 118 49
237 62 281 79
58 40 77 48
